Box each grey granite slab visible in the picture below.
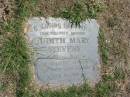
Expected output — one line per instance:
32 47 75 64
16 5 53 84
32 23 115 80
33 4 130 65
25 17 101 87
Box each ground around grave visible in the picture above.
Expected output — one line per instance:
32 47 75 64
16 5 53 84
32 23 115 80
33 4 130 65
0 0 130 97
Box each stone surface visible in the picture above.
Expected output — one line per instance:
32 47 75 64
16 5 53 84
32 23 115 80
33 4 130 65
25 17 100 87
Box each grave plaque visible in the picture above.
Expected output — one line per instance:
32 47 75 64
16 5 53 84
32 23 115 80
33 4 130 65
25 17 100 87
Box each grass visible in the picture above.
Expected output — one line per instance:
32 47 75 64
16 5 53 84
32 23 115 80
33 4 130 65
60 0 102 26
114 66 126 80
0 0 124 97
1 0 38 96
38 84 94 97
0 82 6 92
99 30 109 65
96 81 117 97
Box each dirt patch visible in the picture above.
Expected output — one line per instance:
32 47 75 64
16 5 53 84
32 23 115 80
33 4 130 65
0 74 16 97
36 0 75 17
98 0 130 96
0 0 15 48
0 1 16 97
0 0 15 22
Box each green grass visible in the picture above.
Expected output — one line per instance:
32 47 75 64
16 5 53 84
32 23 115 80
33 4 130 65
1 0 37 96
99 30 109 65
96 81 117 97
0 0 120 97
114 66 125 80
0 82 6 92
60 0 102 26
39 84 94 97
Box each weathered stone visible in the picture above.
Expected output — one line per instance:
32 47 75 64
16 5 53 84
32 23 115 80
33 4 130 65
25 17 100 87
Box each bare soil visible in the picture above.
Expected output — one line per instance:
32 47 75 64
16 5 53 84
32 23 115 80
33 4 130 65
0 1 16 97
98 0 130 96
0 0 15 22
36 0 75 17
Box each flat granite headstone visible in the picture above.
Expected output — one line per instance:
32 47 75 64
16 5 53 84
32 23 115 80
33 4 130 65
25 17 101 87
